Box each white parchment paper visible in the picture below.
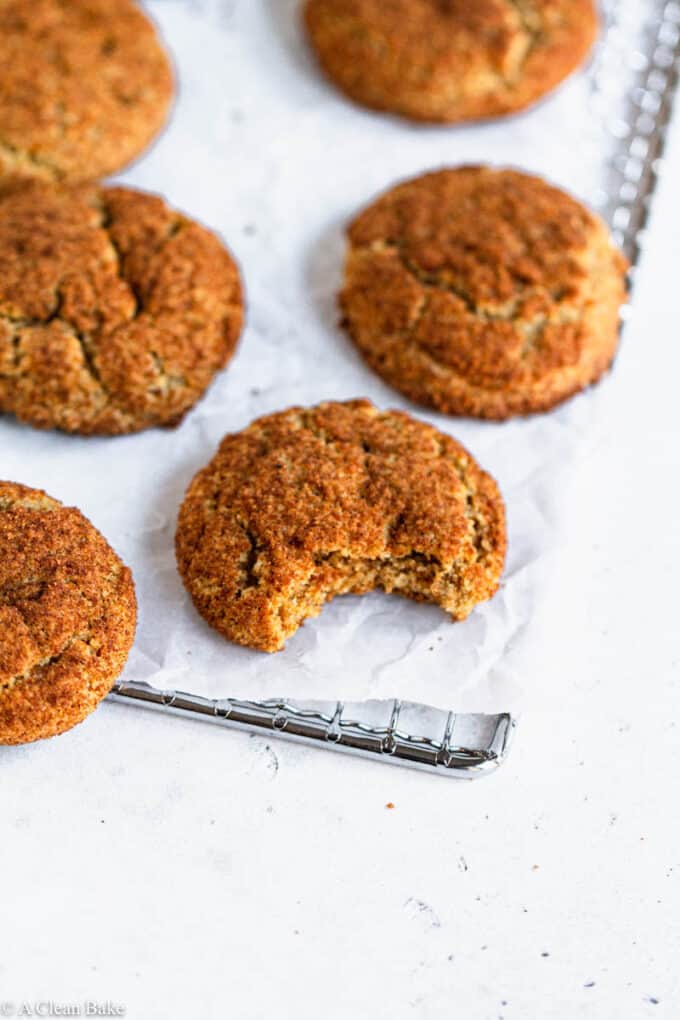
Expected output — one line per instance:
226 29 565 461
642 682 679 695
0 0 635 711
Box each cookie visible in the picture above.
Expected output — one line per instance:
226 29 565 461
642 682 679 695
176 399 506 653
0 482 136 745
0 183 244 435
340 167 628 420
0 0 173 189
304 0 597 123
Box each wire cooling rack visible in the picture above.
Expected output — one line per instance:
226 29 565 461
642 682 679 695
111 0 680 777
593 0 680 266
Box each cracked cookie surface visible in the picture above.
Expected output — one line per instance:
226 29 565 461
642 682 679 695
341 167 629 419
176 399 506 653
0 481 136 744
304 0 598 123
0 0 173 188
0 182 244 435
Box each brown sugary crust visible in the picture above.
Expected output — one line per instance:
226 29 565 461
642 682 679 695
304 0 598 123
176 399 506 653
0 481 137 745
0 0 174 188
340 167 629 420
0 183 244 435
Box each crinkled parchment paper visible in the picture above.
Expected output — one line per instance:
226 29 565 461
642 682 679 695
0 0 637 711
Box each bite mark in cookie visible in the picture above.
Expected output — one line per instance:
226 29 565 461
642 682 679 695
176 400 506 653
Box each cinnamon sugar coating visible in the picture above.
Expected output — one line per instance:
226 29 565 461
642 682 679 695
341 167 629 419
304 0 598 123
0 0 173 188
0 482 136 745
0 183 244 435
176 400 506 653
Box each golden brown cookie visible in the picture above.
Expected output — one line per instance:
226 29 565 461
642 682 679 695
176 399 506 653
304 0 598 123
0 182 244 435
0 482 136 745
340 167 629 419
0 0 173 189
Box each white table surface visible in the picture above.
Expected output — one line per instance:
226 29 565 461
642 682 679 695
2 2 680 1017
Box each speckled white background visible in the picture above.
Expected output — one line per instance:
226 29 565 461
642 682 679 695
1 1 679 1017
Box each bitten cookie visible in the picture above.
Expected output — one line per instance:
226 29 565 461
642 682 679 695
0 183 244 435
176 399 506 653
340 167 629 419
304 0 597 123
0 482 136 745
0 0 173 189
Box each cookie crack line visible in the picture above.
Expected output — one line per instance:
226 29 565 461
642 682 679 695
0 135 64 182
94 196 192 395
503 0 542 79
369 232 578 325
0 577 48 604
385 193 574 327
95 193 188 324
94 194 141 318
236 520 261 595
350 234 589 377
0 562 125 693
0 194 189 418
0 296 119 410
451 459 489 561
63 317 113 404
0 631 88 693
